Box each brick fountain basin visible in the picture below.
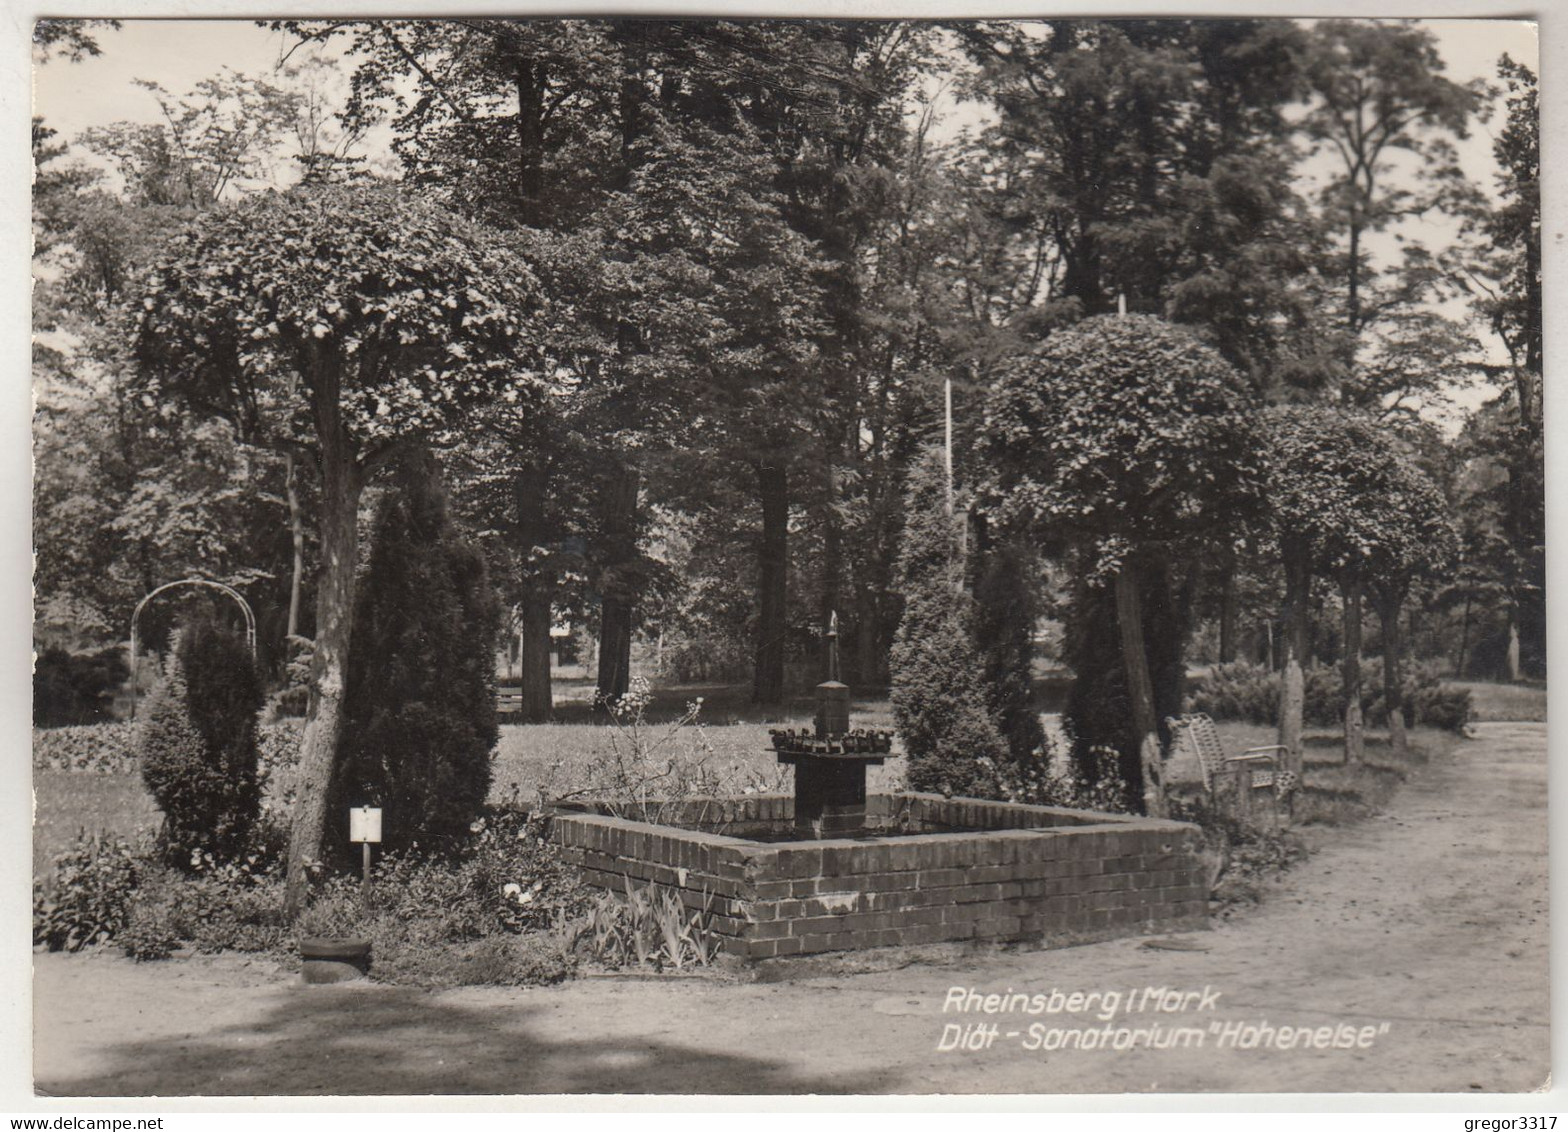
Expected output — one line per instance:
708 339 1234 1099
551 793 1208 959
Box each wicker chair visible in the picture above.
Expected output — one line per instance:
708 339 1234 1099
1166 712 1297 815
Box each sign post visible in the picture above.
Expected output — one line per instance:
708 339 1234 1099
349 806 382 906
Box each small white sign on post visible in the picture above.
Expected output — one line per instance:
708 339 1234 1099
349 807 383 844
351 807 383 906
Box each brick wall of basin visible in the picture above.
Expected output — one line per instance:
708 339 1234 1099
551 793 1208 959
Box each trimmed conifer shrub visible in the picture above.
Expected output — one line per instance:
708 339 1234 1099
332 449 500 855
137 615 263 866
889 446 1008 798
974 537 1046 764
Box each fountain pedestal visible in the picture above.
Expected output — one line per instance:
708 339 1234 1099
773 731 889 836
770 629 894 837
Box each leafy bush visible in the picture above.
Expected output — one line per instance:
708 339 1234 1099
119 856 290 960
890 446 1008 798
1404 680 1473 734
32 794 585 983
137 615 263 867
33 831 148 952
992 741 1131 814
33 646 128 728
33 722 137 773
1185 661 1280 726
293 809 589 987
657 633 752 685
1301 663 1351 728
1188 660 1472 733
265 635 315 719
332 450 499 855
1166 795 1308 913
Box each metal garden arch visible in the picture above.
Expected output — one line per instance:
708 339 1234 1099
128 578 257 718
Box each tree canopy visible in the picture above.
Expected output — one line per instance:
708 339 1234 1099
33 15 1544 870
132 183 546 449
983 313 1262 569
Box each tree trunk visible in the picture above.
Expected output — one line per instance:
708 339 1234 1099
594 464 639 704
1341 571 1364 764
597 595 633 702
855 586 883 687
518 592 553 721
1346 219 1362 335
284 401 362 920
285 450 305 640
513 59 546 201
513 459 553 721
1507 613 1521 682
615 36 644 194
753 459 789 706
1378 587 1407 757
1218 556 1238 664
1277 544 1309 779
1114 560 1165 818
1455 592 1473 678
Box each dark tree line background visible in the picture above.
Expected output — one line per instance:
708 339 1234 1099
34 18 1542 755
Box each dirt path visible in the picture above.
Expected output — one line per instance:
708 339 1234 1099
33 723 1547 1096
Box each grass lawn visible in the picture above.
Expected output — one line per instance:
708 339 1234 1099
29 674 1498 870
31 690 897 870
1453 680 1547 722
1179 720 1462 825
32 769 163 868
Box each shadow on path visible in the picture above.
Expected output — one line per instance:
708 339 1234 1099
40 979 895 1097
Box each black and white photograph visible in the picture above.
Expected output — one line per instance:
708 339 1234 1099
16 4 1552 1105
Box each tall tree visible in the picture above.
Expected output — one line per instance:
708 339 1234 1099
77 71 300 210
984 315 1262 814
131 183 547 916
952 19 1308 347
1298 20 1480 410
1450 55 1543 678
281 19 852 705
1263 406 1439 765
953 19 1325 753
33 89 310 662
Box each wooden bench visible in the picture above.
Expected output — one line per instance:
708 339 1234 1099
498 689 526 720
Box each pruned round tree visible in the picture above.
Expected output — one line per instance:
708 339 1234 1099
1364 457 1458 753
983 314 1263 814
131 183 547 915
1262 406 1453 764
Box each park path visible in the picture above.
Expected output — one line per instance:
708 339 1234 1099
33 723 1548 1096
